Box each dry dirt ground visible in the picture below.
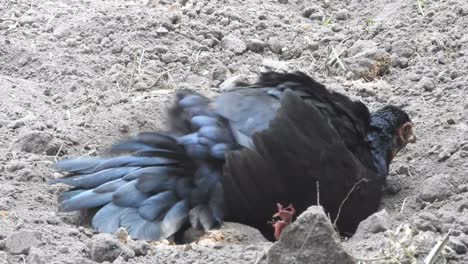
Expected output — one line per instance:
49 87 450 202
1 0 468 263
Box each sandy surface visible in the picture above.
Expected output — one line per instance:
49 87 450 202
1 0 468 263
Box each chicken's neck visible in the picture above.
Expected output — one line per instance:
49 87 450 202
367 116 398 178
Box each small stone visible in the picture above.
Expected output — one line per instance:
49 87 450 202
268 38 283 54
450 71 459 79
156 27 169 35
161 53 178 63
261 58 289 72
7 119 26 129
133 81 149 91
246 39 265 53
438 142 459 161
449 237 468 254
267 206 355 264
111 45 123 54
419 174 453 202
114 227 129 244
408 73 422 82
392 40 414 58
53 27 71 39
335 10 349 20
129 240 151 256
418 76 436 92
43 89 51 96
221 34 246 55
355 209 391 234
88 234 135 263
58 246 69 253
211 67 228 82
302 7 318 18
27 247 45 264
5 231 43 255
219 75 246 91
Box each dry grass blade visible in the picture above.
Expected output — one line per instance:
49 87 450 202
333 179 365 226
424 230 451 264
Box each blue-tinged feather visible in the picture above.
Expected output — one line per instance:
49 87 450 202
178 95 209 108
92 202 125 233
191 116 218 128
210 143 231 159
60 190 112 212
161 200 190 238
136 174 177 193
50 167 139 188
138 191 178 220
54 158 105 174
120 208 163 240
122 166 184 181
113 180 150 207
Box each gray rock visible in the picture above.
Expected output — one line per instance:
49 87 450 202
88 233 135 263
221 34 246 55
129 240 151 256
267 206 355 264
419 174 453 202
53 26 71 39
261 58 289 72
211 67 228 82
438 141 459 161
302 6 319 18
7 119 26 129
355 209 391 234
449 237 468 254
14 131 53 154
219 75 247 91
418 76 436 92
392 40 414 58
5 231 43 255
27 247 45 264
246 39 265 53
267 38 284 54
335 10 349 20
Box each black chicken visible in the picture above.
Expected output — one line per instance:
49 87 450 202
50 72 416 241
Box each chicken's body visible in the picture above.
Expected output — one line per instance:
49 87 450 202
50 72 415 241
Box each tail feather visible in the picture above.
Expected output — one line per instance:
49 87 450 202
60 190 113 212
92 202 125 233
57 189 85 203
112 180 150 207
138 191 178 221
198 205 217 231
161 200 190 238
54 158 105 174
120 208 163 240
51 90 234 240
49 167 139 188
136 174 177 193
122 166 184 181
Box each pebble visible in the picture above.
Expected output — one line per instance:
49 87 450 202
88 233 135 262
449 237 468 254
418 76 436 92
245 39 265 53
419 174 453 202
14 131 54 154
267 206 354 264
5 231 43 255
335 10 349 20
355 209 391 234
220 34 246 55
